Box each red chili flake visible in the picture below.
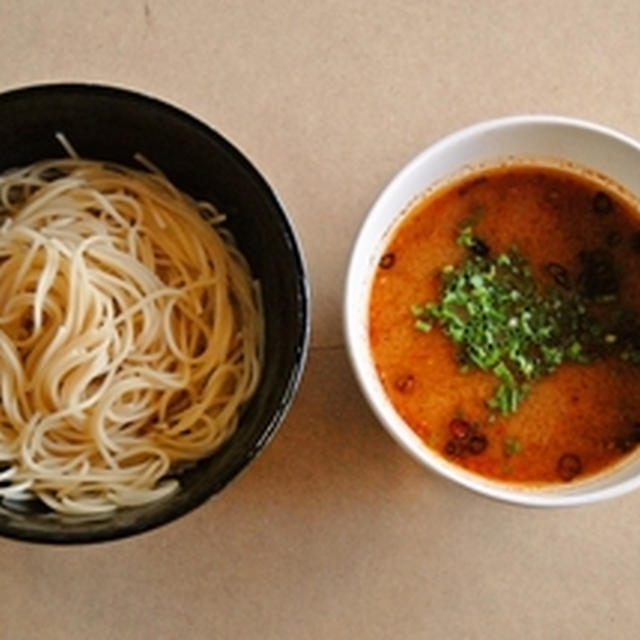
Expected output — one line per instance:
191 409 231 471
449 418 471 441
379 252 396 269
468 434 488 455
394 374 415 393
556 453 582 481
444 440 461 457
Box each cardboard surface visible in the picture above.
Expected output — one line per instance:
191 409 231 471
1 1 640 637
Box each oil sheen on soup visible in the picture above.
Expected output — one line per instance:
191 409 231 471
369 164 640 484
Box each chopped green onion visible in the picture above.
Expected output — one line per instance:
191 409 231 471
410 225 626 415
504 437 522 456
414 319 433 333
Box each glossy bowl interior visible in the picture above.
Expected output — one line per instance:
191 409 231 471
345 115 640 507
0 84 309 542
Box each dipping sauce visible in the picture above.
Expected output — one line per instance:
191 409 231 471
369 164 640 484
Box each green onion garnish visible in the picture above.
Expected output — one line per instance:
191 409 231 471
411 225 627 415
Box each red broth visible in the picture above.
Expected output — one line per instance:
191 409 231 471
369 164 640 484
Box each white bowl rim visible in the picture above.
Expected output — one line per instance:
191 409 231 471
344 113 640 508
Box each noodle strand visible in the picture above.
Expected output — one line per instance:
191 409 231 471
0 157 262 514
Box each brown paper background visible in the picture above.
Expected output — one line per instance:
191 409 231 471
1 1 640 638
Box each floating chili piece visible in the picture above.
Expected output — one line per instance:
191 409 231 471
379 252 396 269
444 440 461 457
449 418 471 441
556 453 582 481
468 434 488 455
470 237 490 257
394 374 415 393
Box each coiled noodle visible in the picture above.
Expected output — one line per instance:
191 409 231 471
0 152 262 514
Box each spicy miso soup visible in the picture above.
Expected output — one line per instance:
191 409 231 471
369 163 640 485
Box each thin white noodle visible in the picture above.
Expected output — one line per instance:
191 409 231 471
54 132 79 159
0 156 262 514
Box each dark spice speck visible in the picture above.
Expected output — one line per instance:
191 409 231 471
379 252 396 269
449 418 471 441
592 191 613 215
557 453 582 481
394 374 415 393
444 440 460 457
470 237 490 257
468 434 488 455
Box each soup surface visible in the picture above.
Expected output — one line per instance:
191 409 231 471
369 163 640 484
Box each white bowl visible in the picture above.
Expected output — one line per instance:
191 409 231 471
344 115 640 507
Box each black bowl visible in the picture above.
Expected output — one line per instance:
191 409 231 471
0 84 309 543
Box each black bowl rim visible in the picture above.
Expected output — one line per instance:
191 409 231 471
0 82 310 545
